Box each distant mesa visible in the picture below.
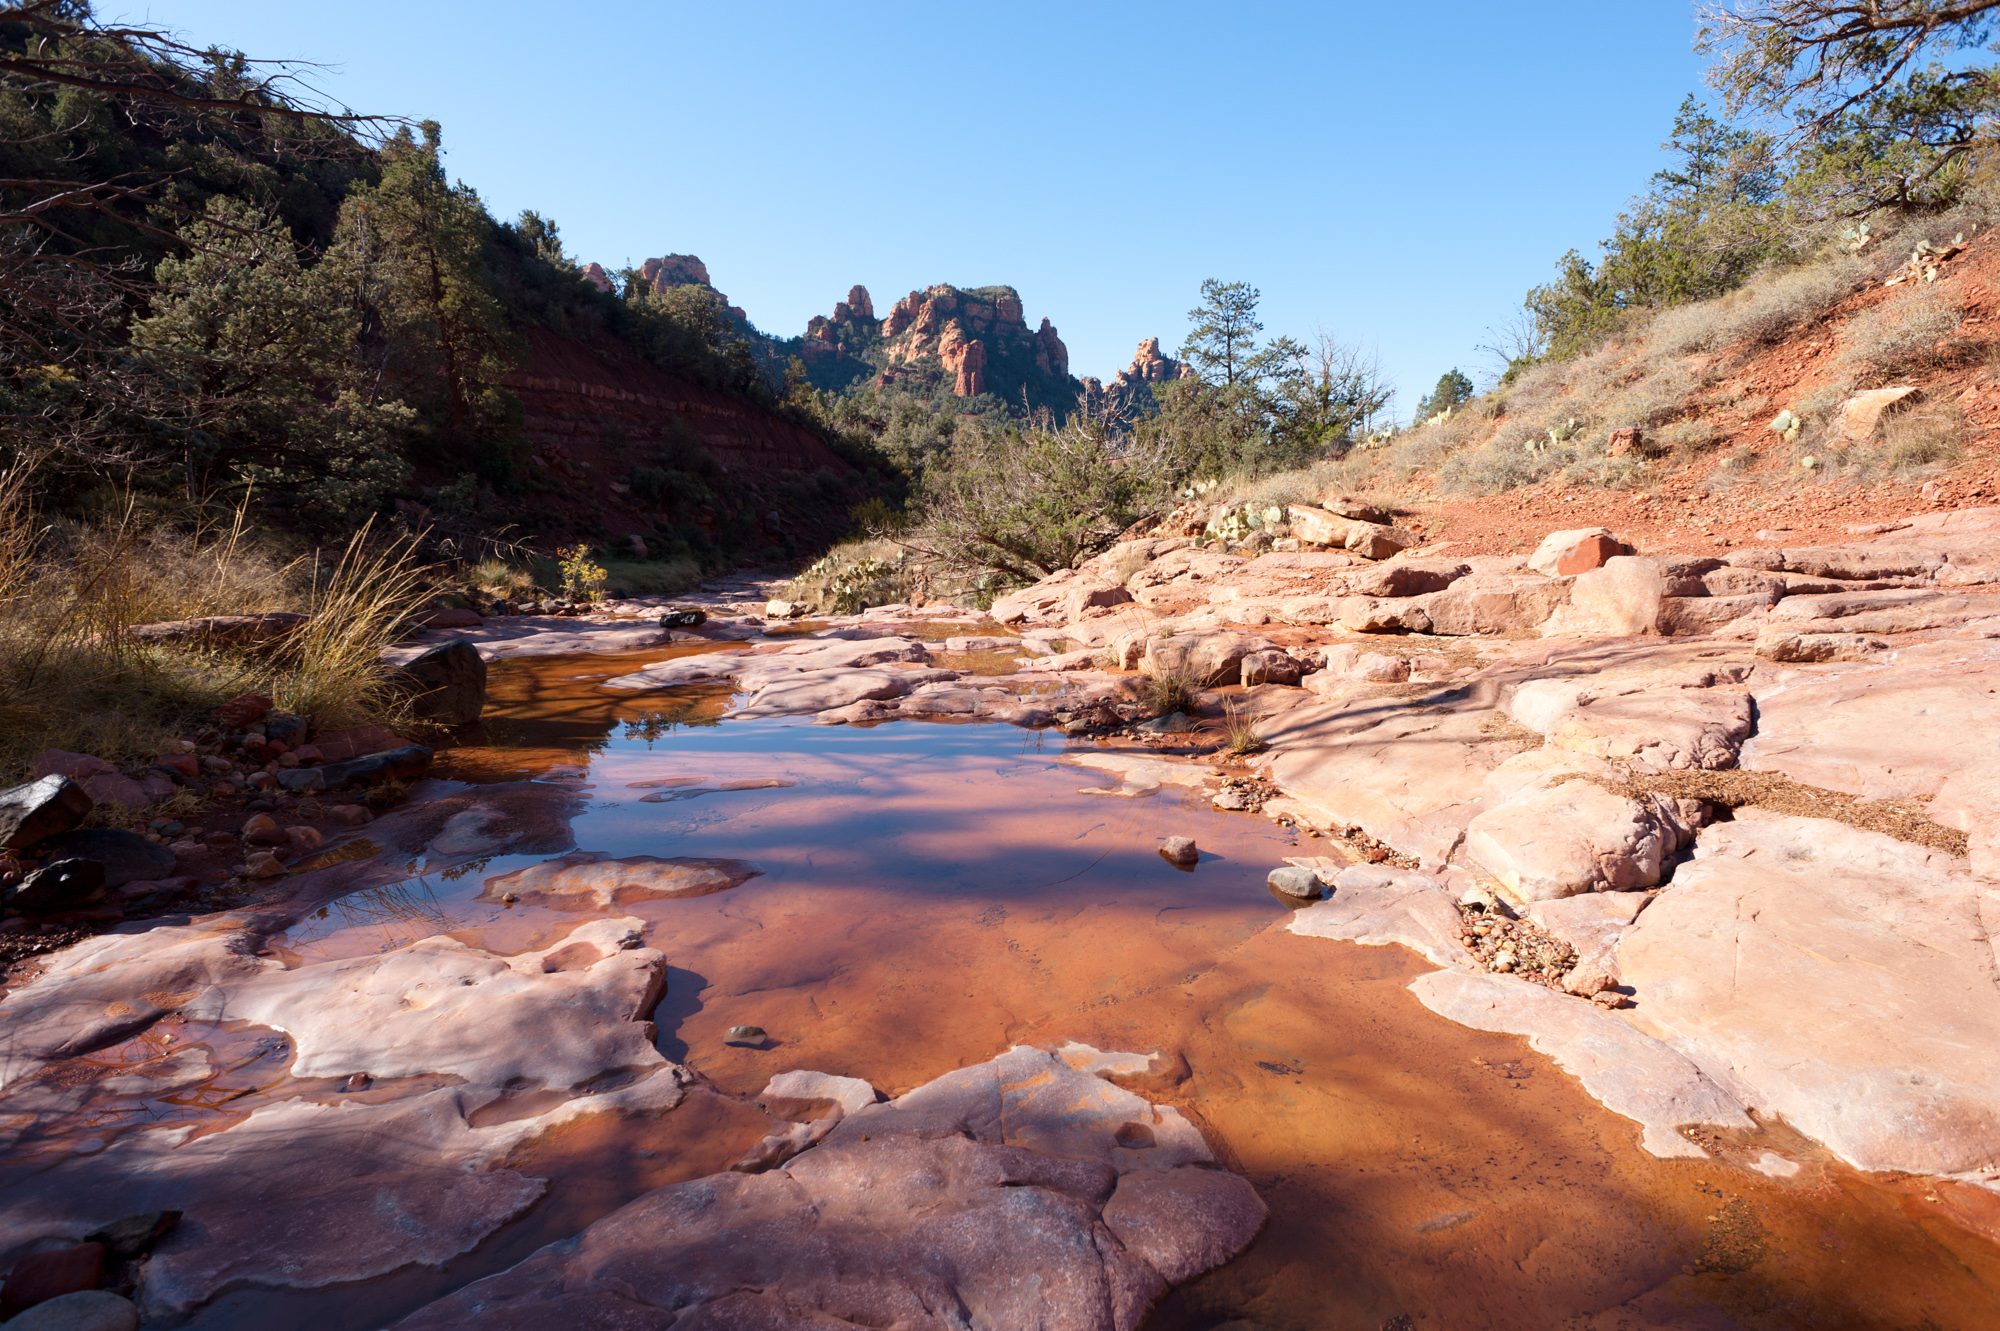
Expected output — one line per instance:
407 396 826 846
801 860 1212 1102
574 249 1154 419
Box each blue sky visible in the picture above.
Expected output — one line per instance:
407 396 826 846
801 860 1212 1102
149 2 1708 413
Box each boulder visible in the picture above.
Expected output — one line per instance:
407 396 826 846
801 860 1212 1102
1319 644 1410 683
1341 559 1469 598
758 1070 882 1120
1064 581 1134 620
31 829 174 889
1140 632 1277 688
0 1243 106 1317
7 1291 139 1331
1267 866 1324 899
1159 836 1199 866
1834 385 1920 441
1509 670 1753 772
1462 775 1692 901
1287 505 1415 560
0 776 92 852
390 638 487 726
1415 570 1572 636
278 744 433 793
763 598 806 620
1548 556 1665 636
1528 528 1633 578
1238 649 1303 687
6 859 106 913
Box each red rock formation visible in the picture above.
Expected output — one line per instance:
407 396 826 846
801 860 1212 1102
1123 337 1180 385
1035 317 1069 378
845 285 875 320
936 320 987 397
637 254 711 291
579 262 614 294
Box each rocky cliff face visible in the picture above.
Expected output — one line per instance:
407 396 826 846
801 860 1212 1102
803 282 1075 413
577 249 1176 422
1081 337 1190 421
501 326 858 558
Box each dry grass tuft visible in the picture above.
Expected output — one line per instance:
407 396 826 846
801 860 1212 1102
275 522 432 727
1218 699 1265 756
0 457 431 781
1834 287 1968 384
1140 651 1202 716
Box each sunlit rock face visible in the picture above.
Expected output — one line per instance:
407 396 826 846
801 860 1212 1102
395 1045 1266 1331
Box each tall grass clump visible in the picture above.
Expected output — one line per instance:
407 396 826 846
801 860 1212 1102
275 521 432 726
0 457 432 780
1140 650 1202 716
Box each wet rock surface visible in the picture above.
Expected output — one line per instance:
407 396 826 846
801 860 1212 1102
10 535 2000 1329
396 1046 1265 1331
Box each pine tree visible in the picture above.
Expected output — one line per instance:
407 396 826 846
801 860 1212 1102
130 197 411 523
327 122 516 462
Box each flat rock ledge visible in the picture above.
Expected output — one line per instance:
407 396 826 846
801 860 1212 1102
396 1044 1267 1331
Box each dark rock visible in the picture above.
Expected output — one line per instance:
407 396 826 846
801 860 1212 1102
85 1211 180 1261
33 829 174 888
0 776 93 852
659 609 708 629
214 693 273 729
5 1290 140 1331
7 859 107 913
263 712 307 745
0 1242 105 1315
278 744 433 793
391 639 487 727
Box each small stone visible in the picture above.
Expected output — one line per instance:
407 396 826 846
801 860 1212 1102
341 1072 371 1092
240 813 284 845
242 851 285 879
284 826 324 853
1491 950 1518 973
5 1289 140 1331
1458 883 1499 913
324 804 371 827
1267 866 1324 899
723 1025 768 1048
1159 836 1199 867
214 693 273 729
1212 788 1253 812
